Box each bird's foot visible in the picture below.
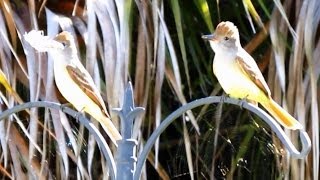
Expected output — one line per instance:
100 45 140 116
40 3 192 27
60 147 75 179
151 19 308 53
60 103 85 121
74 107 85 122
238 95 250 109
60 103 73 112
220 93 229 103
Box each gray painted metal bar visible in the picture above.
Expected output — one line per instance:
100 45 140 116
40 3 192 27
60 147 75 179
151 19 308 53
0 101 117 180
0 82 311 180
133 96 311 179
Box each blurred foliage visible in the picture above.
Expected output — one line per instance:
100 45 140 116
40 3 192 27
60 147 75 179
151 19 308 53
0 0 318 179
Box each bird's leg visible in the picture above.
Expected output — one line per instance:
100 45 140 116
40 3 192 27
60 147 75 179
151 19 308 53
60 103 85 121
60 103 73 111
238 95 250 109
219 93 229 103
74 107 86 121
247 99 258 106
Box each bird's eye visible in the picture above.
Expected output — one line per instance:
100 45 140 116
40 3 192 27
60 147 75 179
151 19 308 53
61 41 67 47
224 37 229 41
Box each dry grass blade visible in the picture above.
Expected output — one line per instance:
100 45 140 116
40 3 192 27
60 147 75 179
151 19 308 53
40 111 49 177
210 102 223 179
9 125 44 178
244 21 270 54
183 118 194 180
0 164 11 178
85 1 97 75
0 107 8 170
170 0 192 97
158 9 200 134
133 3 148 107
0 70 25 104
153 3 166 168
93 0 120 122
15 5 41 169
157 10 182 93
0 0 17 49
87 133 97 178
273 0 297 40
132 0 153 141
242 0 265 33
193 0 214 31
304 1 320 180
52 110 77 177
156 6 201 175
8 131 27 179
132 20 149 139
268 0 318 179
269 7 288 93
0 29 28 78
0 92 42 154
289 8 306 121
113 0 132 111
242 0 257 33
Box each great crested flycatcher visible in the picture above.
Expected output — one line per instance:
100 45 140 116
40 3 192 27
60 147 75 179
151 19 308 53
202 21 302 130
25 31 122 144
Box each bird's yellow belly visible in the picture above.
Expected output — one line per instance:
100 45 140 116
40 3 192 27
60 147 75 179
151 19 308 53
53 61 100 114
213 59 267 102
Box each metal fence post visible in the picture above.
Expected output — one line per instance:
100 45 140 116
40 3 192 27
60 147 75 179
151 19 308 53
114 82 145 180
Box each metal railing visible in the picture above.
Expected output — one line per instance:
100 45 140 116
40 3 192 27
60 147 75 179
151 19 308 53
0 82 311 180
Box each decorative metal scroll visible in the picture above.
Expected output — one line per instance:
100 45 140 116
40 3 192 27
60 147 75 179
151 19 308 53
0 82 311 180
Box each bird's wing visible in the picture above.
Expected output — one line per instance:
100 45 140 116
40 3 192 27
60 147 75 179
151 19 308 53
235 53 271 97
66 64 109 117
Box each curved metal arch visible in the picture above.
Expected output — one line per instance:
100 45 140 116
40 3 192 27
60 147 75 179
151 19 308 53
134 96 311 180
0 101 116 180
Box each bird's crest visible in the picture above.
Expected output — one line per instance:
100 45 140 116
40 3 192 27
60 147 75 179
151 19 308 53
215 21 239 40
54 31 73 46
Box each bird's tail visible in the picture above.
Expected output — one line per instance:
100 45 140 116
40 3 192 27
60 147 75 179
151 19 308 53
85 103 122 145
95 112 122 145
261 99 303 130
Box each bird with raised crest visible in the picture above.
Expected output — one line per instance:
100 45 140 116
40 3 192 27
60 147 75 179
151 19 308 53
202 21 302 130
25 31 122 144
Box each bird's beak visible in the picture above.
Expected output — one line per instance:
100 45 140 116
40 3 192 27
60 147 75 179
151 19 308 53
202 34 218 41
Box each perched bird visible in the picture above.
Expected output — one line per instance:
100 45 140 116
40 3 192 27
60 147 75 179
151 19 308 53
29 31 122 144
202 21 302 130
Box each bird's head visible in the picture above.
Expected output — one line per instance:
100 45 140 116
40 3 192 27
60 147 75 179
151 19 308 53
54 31 75 50
24 30 78 62
52 31 77 60
202 21 241 53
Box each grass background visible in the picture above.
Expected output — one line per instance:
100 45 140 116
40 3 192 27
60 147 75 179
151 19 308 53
0 0 318 179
